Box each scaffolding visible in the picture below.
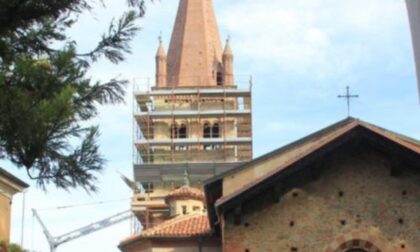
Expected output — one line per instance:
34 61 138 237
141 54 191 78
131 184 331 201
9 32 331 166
132 77 253 168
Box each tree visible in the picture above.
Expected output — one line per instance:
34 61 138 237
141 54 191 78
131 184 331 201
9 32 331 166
0 240 26 252
0 0 149 191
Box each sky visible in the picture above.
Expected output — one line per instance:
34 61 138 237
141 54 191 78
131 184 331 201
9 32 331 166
1 0 420 251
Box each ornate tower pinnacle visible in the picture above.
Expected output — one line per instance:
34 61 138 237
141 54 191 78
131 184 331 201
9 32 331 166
223 36 234 86
166 0 223 87
156 35 167 87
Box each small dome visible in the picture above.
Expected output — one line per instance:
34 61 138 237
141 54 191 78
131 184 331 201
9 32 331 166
165 187 205 203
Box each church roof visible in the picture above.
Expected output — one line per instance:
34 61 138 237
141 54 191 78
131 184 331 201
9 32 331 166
119 214 211 246
165 186 205 203
166 0 223 86
204 117 420 229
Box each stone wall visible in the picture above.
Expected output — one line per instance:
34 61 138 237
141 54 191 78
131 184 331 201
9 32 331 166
222 148 420 252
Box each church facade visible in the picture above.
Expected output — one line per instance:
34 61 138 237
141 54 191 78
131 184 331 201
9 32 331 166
206 118 420 252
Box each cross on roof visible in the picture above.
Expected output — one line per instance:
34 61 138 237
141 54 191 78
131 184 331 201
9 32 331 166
338 86 359 117
158 31 163 43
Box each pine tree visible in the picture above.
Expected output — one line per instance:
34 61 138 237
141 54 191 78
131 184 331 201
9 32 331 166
0 0 149 191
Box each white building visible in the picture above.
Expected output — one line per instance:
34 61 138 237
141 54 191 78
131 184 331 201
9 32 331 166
406 0 420 99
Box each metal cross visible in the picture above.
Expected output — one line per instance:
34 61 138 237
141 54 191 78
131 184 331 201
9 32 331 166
158 31 163 43
338 86 359 117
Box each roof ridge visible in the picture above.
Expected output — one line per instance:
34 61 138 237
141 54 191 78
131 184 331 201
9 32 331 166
205 117 357 185
214 120 361 207
358 120 420 146
214 119 419 209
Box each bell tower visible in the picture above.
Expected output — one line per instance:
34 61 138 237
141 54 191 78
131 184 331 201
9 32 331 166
132 0 253 229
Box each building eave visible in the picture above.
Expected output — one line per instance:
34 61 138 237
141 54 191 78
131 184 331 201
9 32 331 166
0 167 29 193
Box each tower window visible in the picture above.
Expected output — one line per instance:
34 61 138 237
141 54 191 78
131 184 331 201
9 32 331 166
182 205 187 215
203 122 211 138
179 124 187 138
217 71 223 86
142 182 154 193
212 123 220 138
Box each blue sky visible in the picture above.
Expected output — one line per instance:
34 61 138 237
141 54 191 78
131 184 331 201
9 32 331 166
1 0 419 251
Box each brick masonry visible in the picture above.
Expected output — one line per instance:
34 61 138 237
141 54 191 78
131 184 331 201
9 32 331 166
222 147 420 252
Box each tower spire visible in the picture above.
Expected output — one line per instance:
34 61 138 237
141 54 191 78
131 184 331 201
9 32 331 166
223 36 234 86
167 0 223 87
156 34 167 87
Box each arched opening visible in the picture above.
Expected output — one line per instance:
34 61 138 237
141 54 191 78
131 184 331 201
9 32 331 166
203 122 211 138
212 123 220 138
331 239 383 252
179 123 187 138
170 123 178 139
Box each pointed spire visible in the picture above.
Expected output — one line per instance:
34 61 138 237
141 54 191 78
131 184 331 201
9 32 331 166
156 33 166 58
156 33 167 87
167 0 223 87
223 36 234 86
223 36 233 56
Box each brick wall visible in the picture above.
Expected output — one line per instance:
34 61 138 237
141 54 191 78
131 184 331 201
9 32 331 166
222 148 420 252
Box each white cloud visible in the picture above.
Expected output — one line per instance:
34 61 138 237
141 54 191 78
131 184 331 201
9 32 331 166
219 0 407 78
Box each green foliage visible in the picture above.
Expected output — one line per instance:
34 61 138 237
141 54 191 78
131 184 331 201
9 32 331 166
0 0 149 191
0 241 25 252
7 243 26 252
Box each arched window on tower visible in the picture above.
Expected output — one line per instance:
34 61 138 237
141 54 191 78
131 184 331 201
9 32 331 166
203 122 211 138
170 123 178 139
212 123 220 138
216 71 223 86
179 123 187 139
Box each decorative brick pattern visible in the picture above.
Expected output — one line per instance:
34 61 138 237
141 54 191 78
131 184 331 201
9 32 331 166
324 231 394 252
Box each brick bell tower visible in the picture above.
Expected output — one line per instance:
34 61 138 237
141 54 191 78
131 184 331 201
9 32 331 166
132 0 253 229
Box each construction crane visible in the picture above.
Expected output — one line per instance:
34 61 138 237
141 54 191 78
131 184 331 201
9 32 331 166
32 209 134 252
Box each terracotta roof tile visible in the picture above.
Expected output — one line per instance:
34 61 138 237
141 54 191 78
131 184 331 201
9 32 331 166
165 187 205 203
120 214 211 246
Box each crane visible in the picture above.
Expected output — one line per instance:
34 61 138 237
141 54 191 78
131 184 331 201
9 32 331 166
32 209 134 252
